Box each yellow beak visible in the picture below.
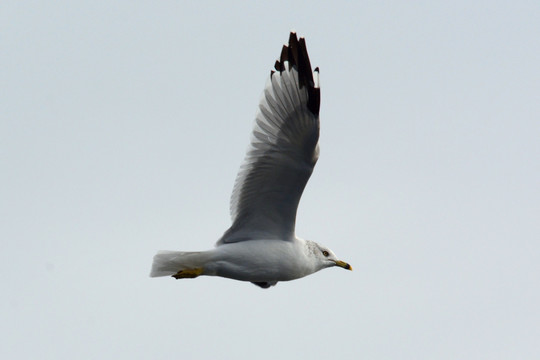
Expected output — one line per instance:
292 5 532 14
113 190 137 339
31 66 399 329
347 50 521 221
334 260 352 270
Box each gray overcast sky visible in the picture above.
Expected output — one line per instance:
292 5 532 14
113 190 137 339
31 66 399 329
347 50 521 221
2 1 539 359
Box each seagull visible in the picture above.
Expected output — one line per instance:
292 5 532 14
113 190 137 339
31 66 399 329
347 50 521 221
150 32 352 288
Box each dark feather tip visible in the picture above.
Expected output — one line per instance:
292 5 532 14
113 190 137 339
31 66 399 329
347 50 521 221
273 32 320 116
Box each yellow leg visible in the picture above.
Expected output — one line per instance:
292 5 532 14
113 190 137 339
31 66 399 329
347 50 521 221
172 268 203 279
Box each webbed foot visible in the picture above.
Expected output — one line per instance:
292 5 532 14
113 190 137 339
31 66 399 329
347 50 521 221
172 268 203 279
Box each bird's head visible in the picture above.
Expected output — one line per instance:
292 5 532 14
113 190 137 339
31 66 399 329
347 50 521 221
310 241 352 271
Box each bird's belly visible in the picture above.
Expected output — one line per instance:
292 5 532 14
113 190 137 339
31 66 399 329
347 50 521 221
207 240 310 282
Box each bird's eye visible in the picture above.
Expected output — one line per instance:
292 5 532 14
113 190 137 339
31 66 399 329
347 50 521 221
322 250 329 257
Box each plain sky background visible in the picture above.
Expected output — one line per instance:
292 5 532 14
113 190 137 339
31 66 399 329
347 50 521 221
2 1 539 359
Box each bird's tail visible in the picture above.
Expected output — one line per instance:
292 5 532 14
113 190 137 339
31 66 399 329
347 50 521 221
149 250 207 277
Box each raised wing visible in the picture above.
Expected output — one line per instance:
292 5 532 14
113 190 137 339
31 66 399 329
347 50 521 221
217 32 320 245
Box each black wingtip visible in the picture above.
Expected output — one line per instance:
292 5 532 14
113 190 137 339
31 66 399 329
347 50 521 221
273 32 320 116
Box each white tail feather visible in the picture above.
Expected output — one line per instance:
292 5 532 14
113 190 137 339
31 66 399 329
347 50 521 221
149 250 206 277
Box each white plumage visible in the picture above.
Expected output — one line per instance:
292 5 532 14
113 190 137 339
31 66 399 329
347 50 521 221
150 32 351 288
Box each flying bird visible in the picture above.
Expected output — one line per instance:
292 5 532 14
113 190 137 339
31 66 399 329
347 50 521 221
150 32 352 288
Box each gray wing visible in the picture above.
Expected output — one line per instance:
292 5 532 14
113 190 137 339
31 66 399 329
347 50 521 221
217 32 321 245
